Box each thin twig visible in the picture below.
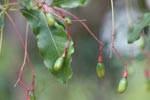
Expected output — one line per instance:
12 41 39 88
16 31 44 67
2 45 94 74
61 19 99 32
110 0 127 78
109 0 114 58
19 80 29 91
5 13 35 87
54 7 103 46
13 23 28 87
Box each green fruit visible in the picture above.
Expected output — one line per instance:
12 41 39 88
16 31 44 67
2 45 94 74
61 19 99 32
45 13 55 26
118 78 128 93
96 62 105 78
53 57 64 71
137 36 145 49
64 17 72 26
29 91 36 100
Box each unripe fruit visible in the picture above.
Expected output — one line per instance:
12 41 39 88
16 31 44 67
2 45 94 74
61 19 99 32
137 36 145 49
53 57 64 71
45 13 55 26
29 91 36 100
118 78 128 93
64 17 72 26
96 62 105 78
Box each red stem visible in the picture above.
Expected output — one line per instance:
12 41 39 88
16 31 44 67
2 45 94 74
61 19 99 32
113 46 127 78
53 7 65 18
53 7 104 60
43 5 96 58
110 0 128 78
49 10 65 23
19 80 30 100
6 13 35 87
19 80 29 91
13 23 28 87
62 22 71 57
27 90 30 100
98 45 103 62
53 7 103 46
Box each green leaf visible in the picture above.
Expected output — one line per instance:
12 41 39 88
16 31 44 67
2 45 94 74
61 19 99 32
21 9 74 83
128 13 150 44
19 0 32 9
52 0 87 8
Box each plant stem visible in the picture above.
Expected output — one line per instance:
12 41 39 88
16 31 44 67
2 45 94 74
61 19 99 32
53 7 71 57
111 0 115 48
13 22 28 87
54 7 103 46
19 80 29 91
62 22 71 57
110 0 128 78
27 90 30 100
6 13 35 88
98 45 103 62
52 6 104 62
14 23 28 90
41 3 100 58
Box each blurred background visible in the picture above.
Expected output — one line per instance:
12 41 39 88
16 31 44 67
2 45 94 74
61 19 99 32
0 0 150 100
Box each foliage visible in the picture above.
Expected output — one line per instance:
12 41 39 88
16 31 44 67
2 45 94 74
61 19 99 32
128 13 150 43
1 0 150 100
17 0 86 83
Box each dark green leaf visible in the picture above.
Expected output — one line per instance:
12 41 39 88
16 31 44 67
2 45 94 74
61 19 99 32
128 13 150 44
21 9 74 83
52 0 87 8
19 0 32 9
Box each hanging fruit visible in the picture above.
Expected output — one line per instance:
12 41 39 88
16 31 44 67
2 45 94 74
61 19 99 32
96 62 105 78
